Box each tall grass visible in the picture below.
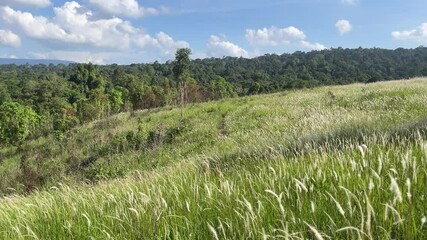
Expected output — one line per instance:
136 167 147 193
0 129 426 239
0 78 426 238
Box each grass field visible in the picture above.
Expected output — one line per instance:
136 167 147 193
0 78 427 239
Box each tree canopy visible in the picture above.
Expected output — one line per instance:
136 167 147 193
173 48 192 82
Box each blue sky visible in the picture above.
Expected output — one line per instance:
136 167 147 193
0 0 426 64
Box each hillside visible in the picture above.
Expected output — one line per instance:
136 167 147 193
1 47 427 144
0 79 427 238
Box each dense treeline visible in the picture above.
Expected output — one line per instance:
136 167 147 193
0 47 427 144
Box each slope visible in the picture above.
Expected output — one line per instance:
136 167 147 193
0 78 427 238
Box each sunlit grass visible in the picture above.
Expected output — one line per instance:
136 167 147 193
0 78 427 238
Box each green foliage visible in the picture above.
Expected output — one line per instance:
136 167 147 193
0 102 39 145
76 99 99 123
115 74 144 110
173 48 193 117
109 130 145 153
172 48 192 82
84 156 128 182
70 63 105 94
0 78 425 194
0 84 11 105
1 47 427 145
108 87 124 114
211 76 237 99
0 47 427 239
0 79 426 238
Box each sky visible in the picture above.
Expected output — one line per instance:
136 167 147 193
0 0 426 64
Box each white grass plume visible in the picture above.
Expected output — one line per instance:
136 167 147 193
304 222 325 240
405 178 411 201
389 176 402 204
208 223 219 240
326 191 345 217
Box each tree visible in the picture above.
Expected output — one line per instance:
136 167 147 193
0 84 11 105
211 77 236 99
142 86 161 109
108 87 125 114
69 63 110 121
70 63 105 95
172 48 192 118
0 102 39 145
116 74 144 110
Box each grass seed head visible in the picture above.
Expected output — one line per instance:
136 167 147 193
389 176 402 204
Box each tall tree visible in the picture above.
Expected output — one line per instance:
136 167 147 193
172 48 192 118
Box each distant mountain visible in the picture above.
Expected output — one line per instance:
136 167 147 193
0 58 75 65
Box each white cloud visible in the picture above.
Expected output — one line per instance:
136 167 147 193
341 0 358 6
1 5 83 44
134 32 190 57
0 2 189 62
207 35 248 58
392 23 427 43
246 26 305 46
335 19 352 35
52 1 134 49
245 25 326 51
300 40 327 51
155 32 190 55
0 29 21 48
89 0 167 18
0 0 51 8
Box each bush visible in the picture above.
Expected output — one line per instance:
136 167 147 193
0 102 40 146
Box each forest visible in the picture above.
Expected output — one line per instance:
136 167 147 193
1 46 427 145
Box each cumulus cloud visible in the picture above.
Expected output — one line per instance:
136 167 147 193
335 19 352 35
341 0 358 6
245 26 326 51
300 41 327 51
154 32 190 55
52 1 135 49
0 29 21 48
1 5 83 44
207 35 248 58
0 0 51 8
89 0 167 18
246 26 305 46
392 23 427 43
0 2 189 62
134 32 189 56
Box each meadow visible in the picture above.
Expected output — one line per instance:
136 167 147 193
0 78 426 239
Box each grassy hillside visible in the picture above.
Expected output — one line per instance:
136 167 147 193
0 78 427 239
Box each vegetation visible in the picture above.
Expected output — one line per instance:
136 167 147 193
172 48 192 117
1 47 427 142
0 102 39 145
0 78 426 238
